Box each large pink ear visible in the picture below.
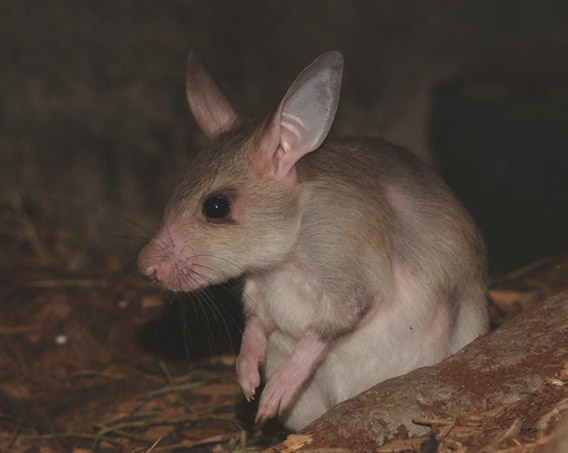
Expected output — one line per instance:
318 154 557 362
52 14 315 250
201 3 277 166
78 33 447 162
257 51 343 181
186 50 239 139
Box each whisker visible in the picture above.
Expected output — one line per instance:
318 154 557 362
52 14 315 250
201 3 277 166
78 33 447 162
191 255 291 302
177 263 243 357
191 264 273 334
152 231 173 252
164 225 176 248
179 291 196 363
138 250 169 262
191 269 243 338
192 254 245 272
173 266 197 361
196 286 233 357
178 266 218 359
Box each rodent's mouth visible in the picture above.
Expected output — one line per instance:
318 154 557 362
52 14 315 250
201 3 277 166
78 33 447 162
138 240 228 292
155 269 212 293
138 247 214 292
138 222 239 292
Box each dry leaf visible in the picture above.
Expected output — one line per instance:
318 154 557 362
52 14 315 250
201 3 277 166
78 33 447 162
141 296 165 311
377 438 425 452
2 382 31 399
145 424 175 439
193 383 239 398
115 400 139 415
153 433 234 452
264 434 313 453
488 289 538 309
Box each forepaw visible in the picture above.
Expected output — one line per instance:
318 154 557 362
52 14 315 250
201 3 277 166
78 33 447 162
255 369 300 423
236 355 261 401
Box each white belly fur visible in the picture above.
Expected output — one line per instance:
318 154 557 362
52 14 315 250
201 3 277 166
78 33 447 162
244 259 484 430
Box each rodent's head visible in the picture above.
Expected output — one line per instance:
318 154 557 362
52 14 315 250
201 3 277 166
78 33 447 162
138 50 343 291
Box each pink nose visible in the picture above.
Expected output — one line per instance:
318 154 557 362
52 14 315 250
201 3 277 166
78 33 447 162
140 263 157 279
138 243 161 280
137 235 205 292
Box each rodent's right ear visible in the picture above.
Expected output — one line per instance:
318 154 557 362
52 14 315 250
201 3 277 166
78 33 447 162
255 51 343 182
186 50 239 139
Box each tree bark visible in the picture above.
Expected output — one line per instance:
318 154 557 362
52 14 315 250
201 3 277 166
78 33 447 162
272 293 568 450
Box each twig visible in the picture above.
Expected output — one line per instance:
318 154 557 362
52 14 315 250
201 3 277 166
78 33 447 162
151 433 235 452
19 431 120 444
25 279 106 289
137 381 208 399
158 362 194 411
68 370 126 382
159 362 174 383
492 434 552 453
0 324 38 335
101 412 160 427
536 397 568 438
5 418 21 450
91 422 154 451
376 438 425 452
437 421 456 440
412 417 454 426
482 418 521 452
8 191 51 264
146 436 162 452
489 256 555 284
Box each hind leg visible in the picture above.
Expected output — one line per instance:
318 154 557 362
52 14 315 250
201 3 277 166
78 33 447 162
256 332 326 424
279 379 329 431
262 332 330 431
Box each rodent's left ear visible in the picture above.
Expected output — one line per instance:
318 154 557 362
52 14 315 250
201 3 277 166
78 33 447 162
256 51 343 181
186 50 239 139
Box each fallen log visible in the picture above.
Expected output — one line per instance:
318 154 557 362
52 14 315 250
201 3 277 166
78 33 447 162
268 292 568 451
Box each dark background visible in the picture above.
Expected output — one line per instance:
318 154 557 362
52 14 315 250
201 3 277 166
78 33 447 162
2 0 568 277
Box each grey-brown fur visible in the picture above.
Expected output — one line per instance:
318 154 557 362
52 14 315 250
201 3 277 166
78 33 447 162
296 137 487 340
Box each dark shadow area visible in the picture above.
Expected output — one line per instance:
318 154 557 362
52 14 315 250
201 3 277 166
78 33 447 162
137 282 244 361
432 44 568 275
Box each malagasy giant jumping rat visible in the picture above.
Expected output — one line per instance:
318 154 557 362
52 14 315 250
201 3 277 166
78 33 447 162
138 51 489 431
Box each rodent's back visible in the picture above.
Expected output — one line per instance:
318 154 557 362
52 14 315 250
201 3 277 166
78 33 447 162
297 137 486 290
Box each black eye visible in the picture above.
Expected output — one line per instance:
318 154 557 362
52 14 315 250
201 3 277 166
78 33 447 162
202 195 231 220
